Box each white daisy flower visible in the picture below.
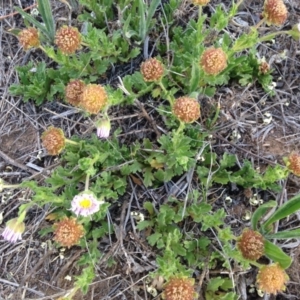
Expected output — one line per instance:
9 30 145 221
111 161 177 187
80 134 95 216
71 193 103 217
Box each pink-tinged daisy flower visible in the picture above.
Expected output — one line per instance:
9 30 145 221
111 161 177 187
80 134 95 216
71 193 103 217
96 118 111 139
1 218 25 243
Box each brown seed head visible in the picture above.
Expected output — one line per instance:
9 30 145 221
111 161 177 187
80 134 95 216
53 217 84 248
141 58 164 82
18 27 40 50
173 97 200 123
162 277 196 300
65 79 85 106
237 229 265 260
192 0 210 5
41 127 66 156
55 26 81 55
286 152 300 176
263 0 288 26
200 48 227 75
80 84 108 114
259 61 270 74
256 263 289 295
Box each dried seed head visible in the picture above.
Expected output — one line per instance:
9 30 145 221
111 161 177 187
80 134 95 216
41 127 66 156
259 61 270 74
18 27 40 50
192 0 210 5
53 217 84 248
263 0 288 26
256 263 289 295
173 97 200 123
80 84 108 114
141 58 164 82
55 26 82 55
200 48 227 75
237 229 265 260
65 79 85 106
162 277 197 300
286 152 300 176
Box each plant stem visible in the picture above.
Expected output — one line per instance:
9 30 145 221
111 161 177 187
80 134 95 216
39 45 59 63
235 0 244 8
85 174 90 191
253 18 265 29
65 138 79 145
259 30 289 42
158 81 174 105
0 183 21 192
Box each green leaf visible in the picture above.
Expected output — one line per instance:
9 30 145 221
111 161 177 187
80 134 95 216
264 240 292 269
220 153 236 168
148 232 162 246
143 201 154 215
136 220 153 231
189 61 201 92
251 200 277 230
138 0 146 40
262 194 300 230
146 0 161 34
188 203 212 222
143 167 155 187
37 0 55 42
207 277 225 292
265 228 300 240
13 7 51 42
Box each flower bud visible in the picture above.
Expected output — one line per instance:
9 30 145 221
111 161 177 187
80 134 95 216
65 79 85 106
162 277 197 300
258 61 270 74
141 58 164 82
1 218 25 243
53 217 84 248
288 23 300 41
41 127 66 156
237 229 265 260
96 118 111 139
55 26 81 55
18 27 40 50
192 0 210 5
286 152 300 176
80 84 108 114
173 97 200 123
256 263 289 294
263 0 288 26
200 48 227 75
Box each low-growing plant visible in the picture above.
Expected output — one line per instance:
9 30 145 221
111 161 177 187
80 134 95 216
2 0 300 298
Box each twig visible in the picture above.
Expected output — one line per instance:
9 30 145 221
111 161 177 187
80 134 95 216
117 77 161 138
214 133 283 167
0 149 38 175
0 4 37 21
0 278 44 297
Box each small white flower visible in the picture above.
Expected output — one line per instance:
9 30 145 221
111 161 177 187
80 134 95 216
263 112 272 125
1 218 25 243
65 275 72 281
96 118 111 139
71 192 103 217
